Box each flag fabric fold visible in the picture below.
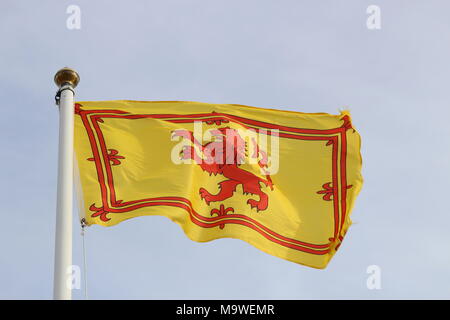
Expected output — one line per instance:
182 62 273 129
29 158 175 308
74 100 362 269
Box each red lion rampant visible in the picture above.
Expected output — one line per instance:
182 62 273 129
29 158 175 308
172 127 274 212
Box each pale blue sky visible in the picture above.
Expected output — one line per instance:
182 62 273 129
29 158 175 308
1 0 449 299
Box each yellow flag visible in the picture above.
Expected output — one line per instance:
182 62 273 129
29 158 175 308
74 101 362 269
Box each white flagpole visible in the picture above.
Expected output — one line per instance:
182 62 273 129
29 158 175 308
53 68 80 300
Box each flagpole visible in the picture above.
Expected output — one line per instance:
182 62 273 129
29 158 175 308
53 67 80 300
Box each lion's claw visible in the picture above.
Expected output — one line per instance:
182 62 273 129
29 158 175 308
199 187 212 205
247 199 266 212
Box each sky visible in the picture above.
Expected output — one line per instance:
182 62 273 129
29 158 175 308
1 0 450 299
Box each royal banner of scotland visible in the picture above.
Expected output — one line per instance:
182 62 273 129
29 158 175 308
74 101 363 269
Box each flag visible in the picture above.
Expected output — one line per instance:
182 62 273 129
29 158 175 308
74 100 363 269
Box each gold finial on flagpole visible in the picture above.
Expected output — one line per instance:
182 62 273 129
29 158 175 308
54 67 80 88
